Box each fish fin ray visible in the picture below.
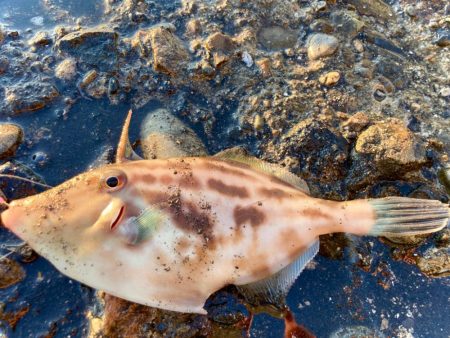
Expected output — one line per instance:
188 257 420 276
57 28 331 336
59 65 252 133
116 109 143 163
214 147 309 194
368 197 449 236
236 240 319 306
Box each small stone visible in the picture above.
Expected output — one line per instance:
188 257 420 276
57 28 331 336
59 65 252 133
30 16 44 26
55 58 77 80
241 51 253 67
435 33 450 47
417 246 450 278
355 121 427 174
186 19 202 36
258 26 298 50
353 39 364 52
80 70 98 88
134 26 190 76
307 33 339 60
440 87 450 97
348 0 395 21
5 82 59 115
405 5 418 17
253 114 264 130
0 258 25 289
341 112 369 139
205 32 234 52
319 71 340 86
256 58 272 77
330 10 364 38
0 28 4 45
0 56 9 74
0 124 23 159
28 31 52 47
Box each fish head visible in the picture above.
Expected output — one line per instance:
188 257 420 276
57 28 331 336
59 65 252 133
0 163 148 277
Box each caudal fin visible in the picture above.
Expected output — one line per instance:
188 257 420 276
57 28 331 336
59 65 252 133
368 197 449 237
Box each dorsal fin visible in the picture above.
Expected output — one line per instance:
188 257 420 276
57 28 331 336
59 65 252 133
236 240 319 308
116 110 143 163
214 147 310 194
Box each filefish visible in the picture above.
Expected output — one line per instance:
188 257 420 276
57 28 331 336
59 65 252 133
0 111 449 317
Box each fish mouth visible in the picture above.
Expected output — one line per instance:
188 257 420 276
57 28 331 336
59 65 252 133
110 205 125 230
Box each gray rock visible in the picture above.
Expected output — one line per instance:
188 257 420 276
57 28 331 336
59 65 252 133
56 27 118 71
0 56 9 74
258 26 298 50
348 0 395 21
330 10 364 39
0 124 23 159
5 81 59 115
307 33 339 60
140 108 207 159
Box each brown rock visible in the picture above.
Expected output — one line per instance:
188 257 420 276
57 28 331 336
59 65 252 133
341 112 369 139
28 31 52 47
55 58 77 80
319 71 340 86
186 19 202 36
0 28 5 45
355 120 427 174
5 82 59 115
417 245 450 278
0 258 25 289
0 124 23 159
205 32 235 67
256 58 272 77
134 26 190 76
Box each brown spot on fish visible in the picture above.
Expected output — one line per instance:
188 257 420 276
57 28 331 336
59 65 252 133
302 208 332 222
201 160 252 179
142 174 156 184
234 206 266 228
207 179 249 198
160 175 173 185
259 187 291 200
179 174 201 189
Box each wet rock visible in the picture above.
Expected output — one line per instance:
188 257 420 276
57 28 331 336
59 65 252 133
330 10 364 39
28 31 52 48
186 18 202 36
280 119 349 183
0 28 5 45
435 31 450 47
0 258 25 289
307 33 339 60
56 27 118 71
0 124 23 160
257 26 297 50
134 26 190 76
79 69 98 88
140 108 207 159
355 121 427 175
0 161 45 199
348 0 394 21
319 71 340 86
417 246 450 278
205 32 236 67
5 82 59 114
341 112 369 139
0 56 9 74
256 58 272 77
330 326 386 338
55 58 77 80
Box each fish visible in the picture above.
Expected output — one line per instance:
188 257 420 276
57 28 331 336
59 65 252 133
0 110 449 318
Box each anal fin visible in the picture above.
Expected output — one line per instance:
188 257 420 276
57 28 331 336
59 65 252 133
236 240 319 310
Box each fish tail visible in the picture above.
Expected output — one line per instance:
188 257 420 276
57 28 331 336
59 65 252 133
367 197 449 237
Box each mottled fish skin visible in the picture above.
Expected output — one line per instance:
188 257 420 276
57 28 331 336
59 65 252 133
1 157 375 314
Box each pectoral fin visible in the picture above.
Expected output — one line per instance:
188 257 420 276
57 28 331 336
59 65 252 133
236 240 319 309
118 207 166 245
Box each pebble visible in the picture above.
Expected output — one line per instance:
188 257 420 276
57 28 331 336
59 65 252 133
256 58 272 77
30 16 44 26
307 33 339 60
241 51 253 67
80 70 98 88
28 31 52 47
0 28 4 45
440 87 450 97
0 258 25 289
319 71 340 86
55 58 77 80
258 26 298 50
353 39 364 52
0 124 23 159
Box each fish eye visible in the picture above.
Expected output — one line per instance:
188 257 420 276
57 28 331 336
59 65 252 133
101 170 127 192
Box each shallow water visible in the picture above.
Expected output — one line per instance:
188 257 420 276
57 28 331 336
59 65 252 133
0 0 449 337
